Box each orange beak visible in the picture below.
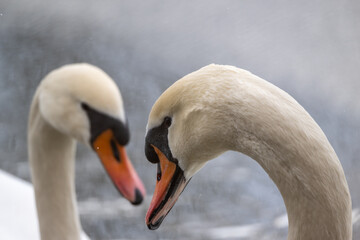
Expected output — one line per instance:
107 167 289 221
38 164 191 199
145 145 188 229
92 129 146 205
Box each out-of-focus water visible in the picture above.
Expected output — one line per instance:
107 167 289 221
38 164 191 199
0 1 359 239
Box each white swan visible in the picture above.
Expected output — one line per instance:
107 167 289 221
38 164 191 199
27 63 146 240
144 64 352 240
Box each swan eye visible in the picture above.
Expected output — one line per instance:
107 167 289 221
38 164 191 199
163 117 172 128
81 103 90 111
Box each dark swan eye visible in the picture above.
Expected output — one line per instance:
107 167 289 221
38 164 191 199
81 103 90 111
162 116 172 128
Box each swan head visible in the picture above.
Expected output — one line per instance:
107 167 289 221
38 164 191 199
37 63 146 205
145 64 235 229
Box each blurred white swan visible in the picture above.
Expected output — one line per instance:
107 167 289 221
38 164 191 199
18 63 145 240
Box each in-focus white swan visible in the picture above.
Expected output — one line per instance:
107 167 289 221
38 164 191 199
144 64 352 240
27 63 146 240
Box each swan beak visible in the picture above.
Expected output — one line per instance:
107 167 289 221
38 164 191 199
92 129 146 205
145 145 188 230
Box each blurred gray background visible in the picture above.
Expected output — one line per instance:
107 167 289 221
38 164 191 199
0 0 359 239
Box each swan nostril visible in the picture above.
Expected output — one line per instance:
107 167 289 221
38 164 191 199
110 138 120 162
157 163 162 181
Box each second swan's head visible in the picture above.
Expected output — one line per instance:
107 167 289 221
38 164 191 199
145 64 243 229
36 63 146 205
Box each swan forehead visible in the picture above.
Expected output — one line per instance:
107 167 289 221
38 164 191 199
147 95 177 131
44 63 126 123
147 77 191 130
148 64 241 123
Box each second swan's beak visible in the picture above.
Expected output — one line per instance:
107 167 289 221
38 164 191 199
92 129 146 205
145 145 188 230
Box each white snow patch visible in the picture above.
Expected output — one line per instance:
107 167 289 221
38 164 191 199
352 208 360 225
273 213 288 228
205 223 262 239
0 169 39 239
78 195 150 217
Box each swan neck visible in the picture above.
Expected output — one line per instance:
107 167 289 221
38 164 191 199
28 96 82 240
231 119 352 240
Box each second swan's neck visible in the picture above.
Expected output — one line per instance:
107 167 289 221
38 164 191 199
28 95 82 240
233 127 352 240
222 79 353 240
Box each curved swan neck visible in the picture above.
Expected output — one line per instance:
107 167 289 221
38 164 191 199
219 74 353 239
28 94 82 240
233 129 352 240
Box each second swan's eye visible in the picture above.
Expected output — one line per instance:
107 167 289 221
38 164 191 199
163 116 172 128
